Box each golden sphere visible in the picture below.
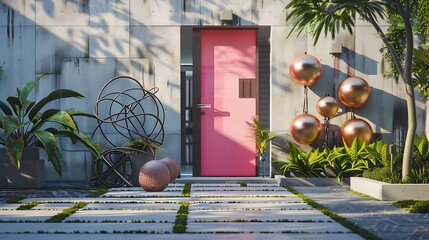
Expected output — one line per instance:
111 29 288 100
338 76 370 108
341 118 373 146
289 54 322 86
290 113 322 145
316 96 339 118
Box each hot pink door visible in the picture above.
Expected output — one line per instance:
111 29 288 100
199 29 257 176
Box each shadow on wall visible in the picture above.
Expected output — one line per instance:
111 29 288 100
340 46 379 76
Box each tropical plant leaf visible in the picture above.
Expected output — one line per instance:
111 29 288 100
65 108 96 118
286 1 387 45
33 130 57 163
5 136 25 169
49 129 102 158
45 111 78 131
17 75 43 106
2 115 27 139
415 134 429 159
28 89 85 121
48 147 63 177
6 96 21 118
246 117 277 154
0 100 12 116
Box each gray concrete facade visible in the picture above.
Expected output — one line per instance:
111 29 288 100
0 0 425 181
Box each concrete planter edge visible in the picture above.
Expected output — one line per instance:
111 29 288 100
350 177 429 201
0 148 45 189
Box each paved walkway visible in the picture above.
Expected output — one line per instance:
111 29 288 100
295 186 429 240
0 180 426 239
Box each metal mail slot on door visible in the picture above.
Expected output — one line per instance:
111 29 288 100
197 104 212 109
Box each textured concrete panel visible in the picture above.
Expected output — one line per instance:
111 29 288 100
0 26 35 97
35 0 89 26
89 0 129 27
89 26 129 58
0 0 35 27
0 204 21 210
0 209 63 222
103 190 182 198
187 222 352 234
188 209 332 222
83 203 179 210
0 222 173 234
268 26 307 134
130 0 181 26
190 202 311 211
36 26 89 73
66 209 177 223
253 0 288 26
0 233 365 240
130 26 181 132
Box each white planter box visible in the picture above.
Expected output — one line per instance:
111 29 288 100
350 177 429 201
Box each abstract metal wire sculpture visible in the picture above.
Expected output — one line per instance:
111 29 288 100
90 76 165 187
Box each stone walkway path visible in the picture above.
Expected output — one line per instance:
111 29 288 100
0 181 427 240
295 186 429 240
0 183 363 240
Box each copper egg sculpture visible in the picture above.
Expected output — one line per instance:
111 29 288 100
290 113 322 145
341 118 373 146
159 157 179 183
316 96 339 118
289 54 322 86
338 76 370 108
139 160 170 192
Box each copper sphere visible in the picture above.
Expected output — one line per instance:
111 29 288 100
290 113 322 145
341 118 373 146
159 157 179 182
316 96 339 118
289 54 322 86
338 76 370 108
139 160 170 192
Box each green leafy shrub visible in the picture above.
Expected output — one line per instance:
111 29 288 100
407 168 429 184
274 141 325 178
0 75 102 175
363 167 392 181
324 138 370 182
413 134 429 170
365 139 391 168
410 201 429 213
394 200 429 213
247 117 277 155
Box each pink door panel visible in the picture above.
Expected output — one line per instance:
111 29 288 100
200 30 257 176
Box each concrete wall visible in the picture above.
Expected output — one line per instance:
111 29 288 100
0 0 425 181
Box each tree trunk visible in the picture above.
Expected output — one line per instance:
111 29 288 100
402 81 417 180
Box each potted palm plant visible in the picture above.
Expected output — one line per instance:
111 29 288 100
247 117 277 177
0 75 101 188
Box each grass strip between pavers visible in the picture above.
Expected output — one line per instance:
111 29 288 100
45 202 87 223
173 202 190 233
182 183 192 197
17 201 39 210
88 187 109 197
282 185 382 240
6 195 26 203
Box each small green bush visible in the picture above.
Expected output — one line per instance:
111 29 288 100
363 167 392 181
407 168 429 184
410 201 429 213
394 200 429 213
393 200 416 209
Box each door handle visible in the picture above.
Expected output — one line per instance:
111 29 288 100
197 103 211 109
